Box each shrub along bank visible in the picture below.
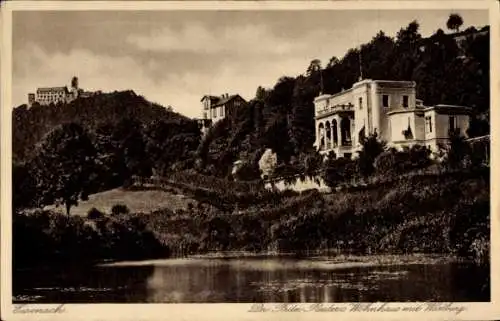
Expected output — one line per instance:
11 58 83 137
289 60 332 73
13 209 170 269
137 168 489 263
14 167 489 268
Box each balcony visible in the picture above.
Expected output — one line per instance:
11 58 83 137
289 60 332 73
318 139 353 153
316 103 354 117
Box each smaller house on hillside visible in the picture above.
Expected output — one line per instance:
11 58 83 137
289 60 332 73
199 93 247 135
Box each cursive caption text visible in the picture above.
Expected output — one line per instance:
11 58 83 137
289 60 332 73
248 302 468 315
13 304 66 314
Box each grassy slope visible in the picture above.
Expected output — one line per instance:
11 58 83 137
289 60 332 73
133 169 489 260
44 187 198 216
38 168 488 261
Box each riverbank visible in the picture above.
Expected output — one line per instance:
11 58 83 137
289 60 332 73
138 168 489 263
13 168 489 270
98 253 461 269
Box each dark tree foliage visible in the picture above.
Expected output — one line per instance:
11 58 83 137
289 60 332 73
13 90 191 163
445 131 472 169
13 18 490 190
32 123 99 215
375 145 432 176
356 134 386 178
322 157 357 188
111 204 130 216
447 14 464 33
12 91 201 210
195 19 489 178
13 162 37 209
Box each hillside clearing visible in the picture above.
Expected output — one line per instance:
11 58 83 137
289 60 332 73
44 187 197 216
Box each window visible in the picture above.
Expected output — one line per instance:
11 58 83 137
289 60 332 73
359 97 363 110
402 95 409 108
425 116 432 133
219 106 223 117
382 95 389 108
449 116 456 133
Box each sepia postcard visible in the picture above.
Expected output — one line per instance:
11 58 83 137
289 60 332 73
1 1 499 320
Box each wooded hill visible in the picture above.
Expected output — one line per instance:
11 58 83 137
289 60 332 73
12 19 490 211
13 91 202 210
13 90 196 163
195 21 489 179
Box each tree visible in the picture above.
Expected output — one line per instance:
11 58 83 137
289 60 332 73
32 123 99 215
13 162 37 209
447 14 464 33
255 86 269 101
326 56 340 68
322 157 356 188
356 133 386 178
306 59 322 77
288 76 317 154
362 31 395 80
306 59 324 94
445 131 471 169
392 20 422 80
258 148 277 179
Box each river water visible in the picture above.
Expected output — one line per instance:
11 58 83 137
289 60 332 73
13 255 489 303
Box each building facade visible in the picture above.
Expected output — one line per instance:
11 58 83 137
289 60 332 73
198 93 247 135
27 77 99 107
314 79 472 158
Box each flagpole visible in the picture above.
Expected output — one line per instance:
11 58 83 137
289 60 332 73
358 26 363 81
320 67 324 95
359 48 364 81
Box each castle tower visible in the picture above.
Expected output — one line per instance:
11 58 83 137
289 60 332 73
70 76 79 99
71 76 79 90
28 93 35 106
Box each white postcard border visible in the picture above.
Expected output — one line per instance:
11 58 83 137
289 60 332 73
1 1 499 321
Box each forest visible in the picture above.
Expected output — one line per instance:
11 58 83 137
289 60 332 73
195 20 490 179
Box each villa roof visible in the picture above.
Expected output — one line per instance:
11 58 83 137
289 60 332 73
387 104 472 116
37 86 69 93
315 79 416 102
212 94 242 107
200 95 220 102
427 104 473 114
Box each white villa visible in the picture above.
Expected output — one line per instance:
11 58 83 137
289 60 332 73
313 79 472 158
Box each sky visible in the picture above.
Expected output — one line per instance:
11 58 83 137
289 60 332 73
12 9 488 118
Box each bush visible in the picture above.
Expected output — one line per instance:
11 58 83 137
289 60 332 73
322 157 357 188
111 204 130 216
356 134 386 177
87 207 105 220
444 132 471 169
233 162 261 181
13 209 171 269
375 145 431 175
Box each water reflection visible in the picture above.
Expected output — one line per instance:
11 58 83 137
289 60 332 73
13 257 490 303
142 258 489 303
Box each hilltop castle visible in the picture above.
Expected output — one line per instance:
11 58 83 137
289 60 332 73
314 79 472 158
28 77 101 107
